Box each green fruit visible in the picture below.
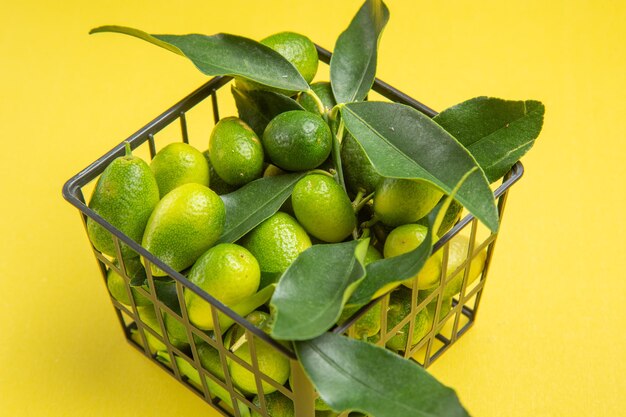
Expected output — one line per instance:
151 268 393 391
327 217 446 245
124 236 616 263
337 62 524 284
185 243 260 330
384 224 443 290
341 133 382 195
150 142 210 198
196 342 226 381
209 117 264 186
106 258 151 307
87 144 160 258
261 32 318 83
373 178 443 227
263 164 287 177
416 198 464 237
386 287 431 352
203 150 239 195
162 312 190 348
441 234 487 298
252 392 294 417
291 174 356 243
262 111 332 171
228 311 291 395
297 82 336 114
241 212 312 274
142 183 225 276
418 287 453 324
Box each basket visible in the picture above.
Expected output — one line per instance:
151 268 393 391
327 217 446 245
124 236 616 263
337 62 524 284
62 45 524 417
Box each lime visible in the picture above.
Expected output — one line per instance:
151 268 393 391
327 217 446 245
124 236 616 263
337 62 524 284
264 164 287 178
416 197 464 237
202 150 239 195
261 32 318 83
386 287 431 352
209 117 264 186
262 111 332 171
150 142 209 198
162 312 190 348
297 82 336 114
291 174 356 242
106 257 151 307
87 143 159 258
418 287 453 324
185 243 260 330
252 392 294 417
341 133 382 196
384 224 443 290
241 212 312 274
228 311 291 395
196 341 226 381
441 234 487 298
373 178 443 227
141 183 225 276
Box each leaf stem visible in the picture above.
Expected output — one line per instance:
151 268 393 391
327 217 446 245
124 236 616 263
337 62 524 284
308 169 335 178
361 215 379 229
332 118 347 192
351 190 365 208
304 89 327 118
124 141 132 158
353 191 375 213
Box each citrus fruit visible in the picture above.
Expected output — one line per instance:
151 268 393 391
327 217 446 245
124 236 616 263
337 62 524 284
241 212 312 274
264 164 287 177
202 150 239 195
252 392 294 417
196 341 226 381
386 287 431 352
141 183 225 276
441 234 487 298
228 311 291 395
185 243 260 330
373 178 443 227
209 117 264 186
87 143 159 258
341 133 382 196
416 197 464 237
261 32 318 83
291 174 356 242
297 81 336 114
262 111 332 171
150 142 209 198
384 224 443 290
106 258 151 307
418 287 453 324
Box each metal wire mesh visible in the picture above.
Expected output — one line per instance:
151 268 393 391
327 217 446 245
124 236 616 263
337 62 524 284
62 45 524 417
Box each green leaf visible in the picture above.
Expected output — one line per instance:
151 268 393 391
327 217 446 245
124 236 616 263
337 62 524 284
434 97 545 183
341 101 499 232
270 239 369 341
348 168 471 306
217 173 306 244
295 333 471 417
90 26 310 92
330 0 390 103
231 86 304 137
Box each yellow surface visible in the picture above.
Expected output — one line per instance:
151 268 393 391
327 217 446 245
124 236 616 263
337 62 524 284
1 0 625 415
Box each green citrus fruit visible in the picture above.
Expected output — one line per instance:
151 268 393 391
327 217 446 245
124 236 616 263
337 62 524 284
264 164 287 177
297 82 336 114
202 150 239 195
341 133 382 196
137 305 187 352
185 243 260 330
141 183 225 276
418 287 453 324
209 117 264 186
441 234 487 298
416 197 464 237
373 178 443 227
228 311 291 395
106 258 151 307
386 287 431 352
87 144 159 258
262 111 332 171
150 142 209 198
291 174 356 242
252 392 294 417
241 212 312 274
384 224 443 290
196 341 226 381
261 32 318 84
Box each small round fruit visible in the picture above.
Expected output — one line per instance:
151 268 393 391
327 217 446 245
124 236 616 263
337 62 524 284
252 392 294 417
203 150 239 195
262 111 332 171
297 82 336 114
386 287 431 352
106 258 151 307
261 32 318 83
416 198 464 237
292 174 356 242
141 183 225 276
209 117 264 186
186 243 260 330
441 234 487 298
150 142 209 198
241 212 312 274
384 224 443 290
373 178 443 227
341 133 382 195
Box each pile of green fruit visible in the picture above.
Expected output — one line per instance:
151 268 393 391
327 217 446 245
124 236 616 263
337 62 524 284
84 1 544 416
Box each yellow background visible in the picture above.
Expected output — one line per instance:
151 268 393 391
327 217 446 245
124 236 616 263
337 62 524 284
1 0 625 416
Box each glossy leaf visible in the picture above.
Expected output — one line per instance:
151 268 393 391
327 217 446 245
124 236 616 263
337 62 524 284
295 333 471 417
348 168 469 306
330 0 390 103
270 239 369 340
341 101 499 232
434 97 545 182
90 26 310 92
217 173 306 244
231 86 304 137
